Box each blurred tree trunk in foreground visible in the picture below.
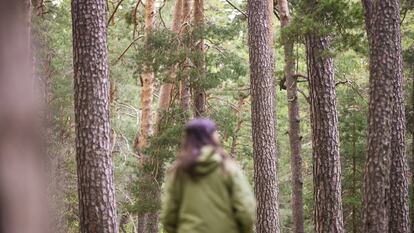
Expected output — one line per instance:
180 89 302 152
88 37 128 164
0 1 48 233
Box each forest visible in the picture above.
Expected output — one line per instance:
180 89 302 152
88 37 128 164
0 0 414 232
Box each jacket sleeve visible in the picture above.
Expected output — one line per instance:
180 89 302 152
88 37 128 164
160 169 181 233
229 164 256 233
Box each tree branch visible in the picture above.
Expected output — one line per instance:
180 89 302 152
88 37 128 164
107 0 125 27
297 88 310 104
224 0 248 18
112 35 145 65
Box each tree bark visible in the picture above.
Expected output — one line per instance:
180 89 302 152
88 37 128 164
193 0 206 117
71 0 118 232
361 1 409 232
278 0 304 232
248 0 280 232
306 33 344 233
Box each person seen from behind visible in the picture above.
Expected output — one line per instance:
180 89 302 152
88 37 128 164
161 118 256 233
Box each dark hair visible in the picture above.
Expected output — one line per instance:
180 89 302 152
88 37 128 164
177 118 224 175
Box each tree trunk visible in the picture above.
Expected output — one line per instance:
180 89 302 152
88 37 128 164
388 3 410 231
248 0 280 232
412 58 414 233
135 0 158 232
137 213 147 233
278 0 304 232
193 0 206 117
352 117 358 233
180 0 192 114
361 1 409 232
230 95 246 158
0 1 48 233
72 0 118 232
306 34 344 233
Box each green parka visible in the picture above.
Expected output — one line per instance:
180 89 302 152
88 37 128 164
161 146 256 233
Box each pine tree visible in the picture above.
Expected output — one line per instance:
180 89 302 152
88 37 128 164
71 0 118 232
278 0 304 232
248 0 280 231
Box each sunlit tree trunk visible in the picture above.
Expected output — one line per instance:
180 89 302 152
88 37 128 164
156 0 183 126
362 1 410 233
71 0 118 232
180 0 192 114
248 0 280 231
278 1 304 232
193 0 206 117
135 0 157 232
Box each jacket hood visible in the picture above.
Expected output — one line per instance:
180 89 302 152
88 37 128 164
193 146 222 175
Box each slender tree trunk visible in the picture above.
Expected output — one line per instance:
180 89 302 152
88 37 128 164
180 0 192 114
137 0 155 150
361 1 409 232
193 0 206 117
135 0 157 232
412 60 414 233
248 0 280 232
306 33 344 233
71 0 118 232
351 116 357 233
278 1 304 232
230 95 246 158
156 0 183 126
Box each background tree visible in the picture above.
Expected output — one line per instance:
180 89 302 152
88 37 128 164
277 0 304 232
71 0 118 232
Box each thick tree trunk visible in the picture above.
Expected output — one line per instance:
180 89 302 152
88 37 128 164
180 0 192 114
305 34 344 233
361 1 409 232
193 0 206 117
248 0 280 232
278 0 304 232
71 0 118 232
388 4 410 232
